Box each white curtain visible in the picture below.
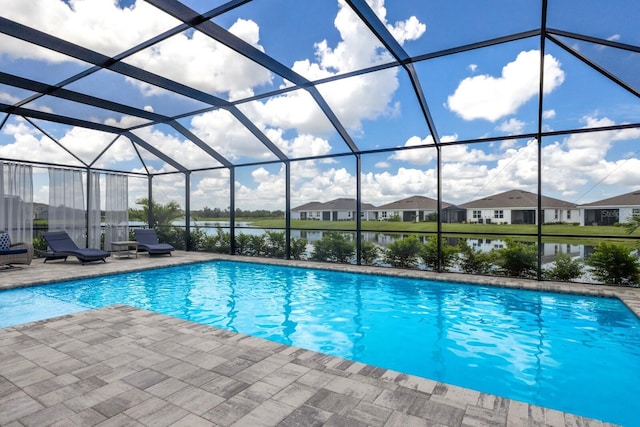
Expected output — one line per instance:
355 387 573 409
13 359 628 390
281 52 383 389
104 173 129 250
0 162 33 242
87 171 101 249
48 168 86 247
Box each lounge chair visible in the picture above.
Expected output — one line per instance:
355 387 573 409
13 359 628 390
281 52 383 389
42 231 110 264
134 229 175 256
0 231 33 270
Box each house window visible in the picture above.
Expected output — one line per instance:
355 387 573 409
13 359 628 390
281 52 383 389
633 208 640 216
381 211 388 219
567 210 571 220
554 209 559 219
472 210 481 219
494 210 503 219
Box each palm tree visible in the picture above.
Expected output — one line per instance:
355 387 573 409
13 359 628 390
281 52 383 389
624 214 640 235
130 198 183 228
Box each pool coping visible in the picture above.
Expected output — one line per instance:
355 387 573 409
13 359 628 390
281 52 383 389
1 251 637 426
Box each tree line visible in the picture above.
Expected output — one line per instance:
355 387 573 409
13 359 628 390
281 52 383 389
128 199 283 227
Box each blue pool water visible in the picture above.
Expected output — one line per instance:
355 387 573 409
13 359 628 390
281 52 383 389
1 260 639 426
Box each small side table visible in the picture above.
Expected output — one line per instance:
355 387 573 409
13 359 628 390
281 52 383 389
111 241 138 259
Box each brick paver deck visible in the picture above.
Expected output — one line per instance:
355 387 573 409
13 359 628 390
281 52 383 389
2 251 634 426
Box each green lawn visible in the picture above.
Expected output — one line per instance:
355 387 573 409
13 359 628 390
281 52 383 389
185 217 640 247
228 219 638 247
245 219 637 236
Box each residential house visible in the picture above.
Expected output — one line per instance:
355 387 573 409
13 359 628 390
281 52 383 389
372 195 465 223
460 190 578 225
33 203 49 220
291 198 377 221
578 189 640 226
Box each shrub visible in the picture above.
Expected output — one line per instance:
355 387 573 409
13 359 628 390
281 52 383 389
188 227 208 251
32 234 47 252
265 231 286 258
383 235 421 269
543 253 583 281
156 226 185 250
202 226 230 253
495 239 537 278
458 239 495 274
234 233 252 255
586 242 639 285
249 234 268 256
360 241 380 265
311 232 355 263
419 236 458 271
290 237 308 260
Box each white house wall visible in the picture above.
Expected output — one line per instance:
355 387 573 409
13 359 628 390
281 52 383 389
467 208 512 224
542 209 579 224
619 207 638 223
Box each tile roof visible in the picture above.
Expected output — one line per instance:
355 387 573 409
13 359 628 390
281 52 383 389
292 198 376 211
579 189 640 207
460 190 576 209
376 195 452 210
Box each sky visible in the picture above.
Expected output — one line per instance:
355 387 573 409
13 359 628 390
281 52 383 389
0 0 639 211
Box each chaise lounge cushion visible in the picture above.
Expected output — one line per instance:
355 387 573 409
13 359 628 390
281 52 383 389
0 248 28 255
42 231 110 264
134 229 175 256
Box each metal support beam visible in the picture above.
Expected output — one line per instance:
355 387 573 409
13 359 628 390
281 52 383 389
148 176 154 227
285 162 291 259
355 154 362 265
185 171 191 251
436 146 443 272
229 167 236 255
85 167 91 248
547 33 640 99
124 131 188 173
169 121 233 168
536 0 549 281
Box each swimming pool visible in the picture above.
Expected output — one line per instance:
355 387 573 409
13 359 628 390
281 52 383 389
1 260 639 426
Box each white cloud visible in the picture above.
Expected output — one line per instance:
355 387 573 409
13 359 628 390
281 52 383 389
0 1 272 99
390 135 437 164
390 134 458 164
375 161 390 168
0 91 21 104
189 109 276 162
0 118 94 166
0 0 178 58
287 134 332 158
542 109 556 119
126 19 273 99
496 118 525 134
468 64 477 72
183 114 640 210
447 50 565 122
0 0 426 177
272 0 425 133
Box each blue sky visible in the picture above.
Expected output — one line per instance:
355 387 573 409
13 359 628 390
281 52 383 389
0 0 639 211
